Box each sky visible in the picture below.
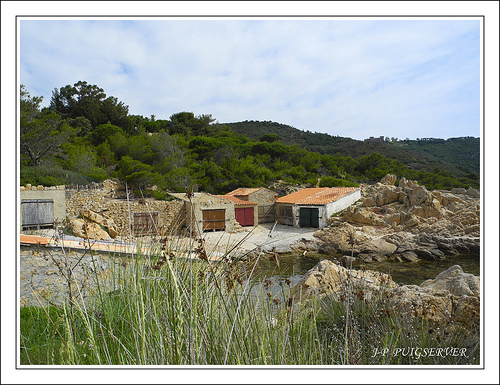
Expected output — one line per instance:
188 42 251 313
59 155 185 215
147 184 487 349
18 17 481 141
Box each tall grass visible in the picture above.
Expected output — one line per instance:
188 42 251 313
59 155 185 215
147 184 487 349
20 215 480 365
21 243 328 365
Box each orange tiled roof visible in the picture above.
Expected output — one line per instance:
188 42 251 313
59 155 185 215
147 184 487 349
276 188 328 204
216 195 257 206
226 188 263 197
276 187 359 205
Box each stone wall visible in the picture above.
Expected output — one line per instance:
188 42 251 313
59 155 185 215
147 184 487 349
20 245 114 307
65 189 186 238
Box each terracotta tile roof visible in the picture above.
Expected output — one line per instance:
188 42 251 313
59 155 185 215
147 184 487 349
276 187 359 205
216 195 257 206
276 188 328 204
226 188 264 197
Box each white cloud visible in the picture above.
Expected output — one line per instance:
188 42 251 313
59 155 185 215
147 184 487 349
19 18 480 140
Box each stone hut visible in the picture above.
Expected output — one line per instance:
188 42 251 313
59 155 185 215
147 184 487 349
225 187 278 223
169 192 237 234
217 195 258 227
20 185 66 230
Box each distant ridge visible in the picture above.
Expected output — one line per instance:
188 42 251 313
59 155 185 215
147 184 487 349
221 120 480 178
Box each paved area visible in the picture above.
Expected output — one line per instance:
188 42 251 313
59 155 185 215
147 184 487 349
20 223 319 260
198 222 318 258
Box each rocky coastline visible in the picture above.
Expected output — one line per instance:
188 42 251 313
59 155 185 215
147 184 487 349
287 175 481 335
289 174 480 264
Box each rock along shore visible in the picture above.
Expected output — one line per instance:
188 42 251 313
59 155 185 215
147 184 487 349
293 174 480 264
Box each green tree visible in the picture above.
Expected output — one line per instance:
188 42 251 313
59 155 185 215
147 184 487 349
259 133 281 143
20 85 75 166
49 81 129 128
116 156 164 189
67 116 93 137
168 112 217 136
91 123 124 145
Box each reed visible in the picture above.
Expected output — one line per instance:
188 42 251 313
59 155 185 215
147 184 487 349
20 213 479 365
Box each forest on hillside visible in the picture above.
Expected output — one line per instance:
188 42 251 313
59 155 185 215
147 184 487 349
20 81 480 197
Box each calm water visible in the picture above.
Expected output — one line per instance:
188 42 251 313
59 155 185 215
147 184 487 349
243 252 481 288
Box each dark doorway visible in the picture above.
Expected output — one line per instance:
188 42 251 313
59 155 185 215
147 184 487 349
299 207 319 228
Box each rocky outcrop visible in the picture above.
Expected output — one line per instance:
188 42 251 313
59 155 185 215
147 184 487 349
315 222 397 261
102 178 127 198
380 174 397 185
290 259 397 303
315 175 480 262
388 265 480 332
81 209 118 238
291 262 480 334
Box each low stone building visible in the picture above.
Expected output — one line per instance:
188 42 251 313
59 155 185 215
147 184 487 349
20 185 66 230
169 192 237 234
275 187 361 229
217 195 258 227
225 187 278 223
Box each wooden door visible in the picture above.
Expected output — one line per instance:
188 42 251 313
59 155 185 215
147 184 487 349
133 212 159 235
235 207 254 226
258 204 275 223
277 205 293 226
202 209 226 231
21 199 54 229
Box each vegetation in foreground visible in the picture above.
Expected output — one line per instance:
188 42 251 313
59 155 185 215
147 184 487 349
20 236 479 366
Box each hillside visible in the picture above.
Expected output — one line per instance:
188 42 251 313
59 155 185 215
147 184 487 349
221 121 480 179
399 137 480 174
21 82 480 195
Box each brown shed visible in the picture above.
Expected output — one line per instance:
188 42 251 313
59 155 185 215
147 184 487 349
169 192 236 234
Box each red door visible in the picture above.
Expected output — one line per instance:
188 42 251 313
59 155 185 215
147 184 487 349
235 207 254 226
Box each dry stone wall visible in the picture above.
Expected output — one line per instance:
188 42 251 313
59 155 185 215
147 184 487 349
65 189 186 239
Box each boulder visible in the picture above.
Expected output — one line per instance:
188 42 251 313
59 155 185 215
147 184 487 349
398 177 419 189
380 174 397 185
394 233 480 258
69 218 111 240
419 264 480 296
376 188 400 206
69 218 86 238
356 238 397 260
406 185 432 207
388 265 480 329
345 207 389 227
315 222 370 255
290 259 397 303
103 178 125 192
388 285 453 324
451 188 467 195
466 188 480 198
81 209 118 238
440 192 464 208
